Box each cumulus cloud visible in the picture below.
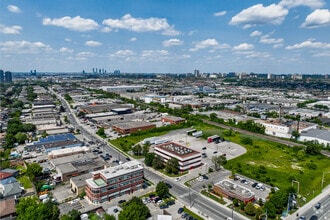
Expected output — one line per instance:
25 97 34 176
76 51 96 60
129 37 137 42
286 40 330 49
260 35 284 44
163 39 184 47
301 9 330 28
102 14 180 36
230 4 288 26
250 30 262 37
0 41 53 54
42 16 100 31
190 39 230 52
59 47 74 53
113 50 135 56
7 5 21 13
279 0 325 9
65 38 71 42
101 27 112 32
0 24 22 34
233 43 254 50
214 11 227 17
273 44 284 48
85 40 102 47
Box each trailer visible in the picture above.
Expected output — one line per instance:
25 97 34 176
154 138 170 145
192 131 203 138
186 129 197 136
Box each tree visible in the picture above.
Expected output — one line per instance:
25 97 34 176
118 197 150 220
96 127 106 137
210 113 218 121
156 181 169 199
15 132 27 144
142 144 149 156
165 157 179 174
244 202 256 216
305 142 321 155
263 201 276 218
16 197 59 220
211 155 227 171
132 145 142 156
255 207 264 220
26 163 42 180
104 214 116 220
144 153 155 167
152 155 164 170
291 130 300 140
60 209 81 220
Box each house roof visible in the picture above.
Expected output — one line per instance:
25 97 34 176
0 181 22 197
0 198 16 218
0 172 12 180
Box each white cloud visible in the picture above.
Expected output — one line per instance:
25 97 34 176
279 0 325 9
0 41 53 54
163 39 184 47
59 47 74 53
0 24 22 34
250 31 262 37
188 30 198 36
230 4 288 26
102 14 180 36
76 51 96 60
65 38 71 42
313 51 330 57
233 43 255 51
43 16 99 31
101 27 112 32
190 39 230 52
260 35 284 44
286 40 330 49
7 5 21 13
273 44 284 48
142 50 169 57
129 37 137 42
85 40 102 47
301 9 330 28
114 50 135 56
214 11 227 17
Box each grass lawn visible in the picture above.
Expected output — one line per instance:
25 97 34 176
18 176 33 189
194 123 330 202
183 206 204 220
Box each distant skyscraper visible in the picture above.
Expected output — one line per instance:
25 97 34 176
114 70 120 75
194 69 200 77
0 69 4 83
4 71 12 82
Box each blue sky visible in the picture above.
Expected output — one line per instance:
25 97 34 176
1 0 330 74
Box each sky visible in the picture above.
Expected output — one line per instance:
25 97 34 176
0 0 330 74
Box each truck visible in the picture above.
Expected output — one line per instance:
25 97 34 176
207 135 220 143
39 194 48 200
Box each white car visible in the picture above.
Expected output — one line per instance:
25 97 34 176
175 177 181 182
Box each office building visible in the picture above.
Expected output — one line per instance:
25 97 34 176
154 142 202 172
85 160 144 204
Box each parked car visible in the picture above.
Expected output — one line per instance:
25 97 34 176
202 175 209 180
167 200 175 206
310 215 318 220
315 202 321 209
252 182 258 188
178 207 184 214
160 204 168 209
118 200 126 205
165 182 172 188
202 147 206 150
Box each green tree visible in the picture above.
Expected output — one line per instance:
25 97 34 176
240 136 253 145
104 214 116 220
144 153 155 167
211 155 227 171
156 181 169 198
26 163 42 180
16 197 59 220
152 155 164 170
210 113 218 121
60 209 81 220
142 144 149 156
255 207 264 220
118 197 150 220
291 130 300 140
305 142 321 155
96 127 106 137
263 201 276 218
15 132 27 144
244 202 256 216
132 145 142 156
165 157 179 174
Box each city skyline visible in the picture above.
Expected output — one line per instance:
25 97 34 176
0 0 330 74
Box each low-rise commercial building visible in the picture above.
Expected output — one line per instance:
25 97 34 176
213 180 255 204
112 121 156 134
154 142 201 172
161 115 185 125
85 160 144 204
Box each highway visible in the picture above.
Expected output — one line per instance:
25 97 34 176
50 88 249 220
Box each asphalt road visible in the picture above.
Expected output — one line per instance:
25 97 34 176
50 88 249 220
297 195 330 220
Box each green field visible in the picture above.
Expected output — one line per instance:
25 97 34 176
193 123 330 202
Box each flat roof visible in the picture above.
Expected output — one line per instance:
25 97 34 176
86 160 143 188
214 179 254 199
161 115 185 121
154 142 200 158
50 152 98 167
300 129 330 141
112 121 155 130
